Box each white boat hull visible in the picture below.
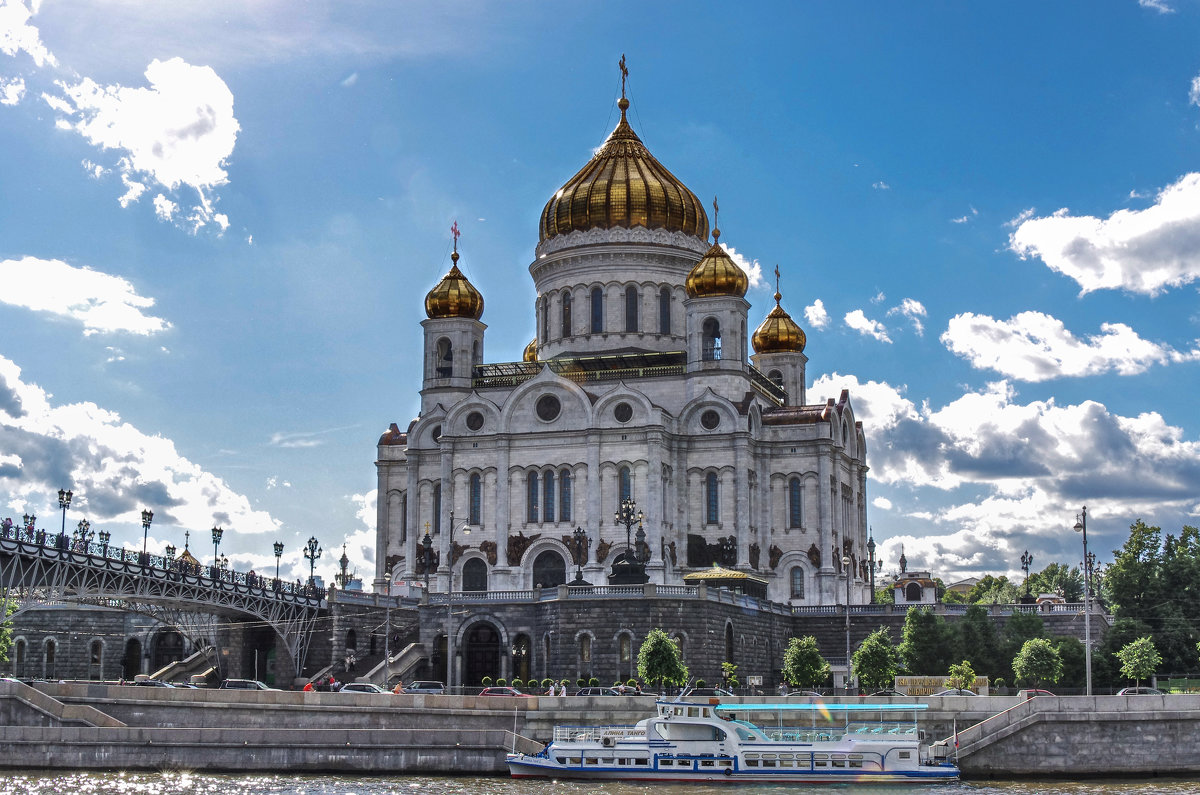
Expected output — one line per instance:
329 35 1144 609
508 754 959 783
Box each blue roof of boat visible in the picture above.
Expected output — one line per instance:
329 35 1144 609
710 703 929 712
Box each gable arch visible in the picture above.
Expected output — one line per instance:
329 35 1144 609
497 368 594 432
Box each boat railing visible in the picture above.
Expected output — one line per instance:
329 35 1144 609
553 725 642 743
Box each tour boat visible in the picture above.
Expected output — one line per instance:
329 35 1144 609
507 699 959 784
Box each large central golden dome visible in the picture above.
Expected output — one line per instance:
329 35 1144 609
539 98 709 243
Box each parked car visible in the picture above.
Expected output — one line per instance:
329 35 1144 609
479 686 531 697
133 679 175 688
219 679 276 690
1017 688 1056 698
403 680 446 695
1116 686 1164 695
683 687 734 697
932 688 977 696
574 687 619 696
340 682 389 694
868 689 904 697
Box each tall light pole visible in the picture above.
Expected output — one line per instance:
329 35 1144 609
304 536 322 587
570 526 590 586
141 508 153 563
842 554 852 694
866 531 877 603
273 541 284 580
211 526 223 568
1074 507 1092 697
76 518 91 549
1021 550 1033 596
421 525 434 592
613 497 647 583
445 511 470 692
58 489 72 536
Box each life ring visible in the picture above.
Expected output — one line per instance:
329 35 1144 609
601 736 616 747
724 768 733 776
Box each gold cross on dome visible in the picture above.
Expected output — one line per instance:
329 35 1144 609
450 220 460 252
619 54 628 99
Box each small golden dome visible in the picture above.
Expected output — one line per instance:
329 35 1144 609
753 291 806 353
424 250 484 320
540 97 709 243
685 228 748 298
523 338 538 362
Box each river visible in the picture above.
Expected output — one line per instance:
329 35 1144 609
2 773 1200 795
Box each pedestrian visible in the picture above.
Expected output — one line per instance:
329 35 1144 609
303 681 314 692
393 680 404 694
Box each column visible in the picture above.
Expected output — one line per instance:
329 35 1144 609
496 439 510 567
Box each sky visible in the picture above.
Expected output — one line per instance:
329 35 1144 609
2 0 1200 590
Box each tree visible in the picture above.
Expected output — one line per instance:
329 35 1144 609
853 627 901 692
874 586 895 605
1012 638 1063 689
782 636 830 689
957 604 1004 681
945 660 976 692
1115 636 1161 689
899 607 957 675
1053 636 1086 690
1001 610 1045 682
965 575 1018 605
0 599 12 666
1028 562 1083 603
720 661 739 691
637 628 688 691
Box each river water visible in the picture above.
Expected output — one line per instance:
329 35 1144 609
2 773 1199 795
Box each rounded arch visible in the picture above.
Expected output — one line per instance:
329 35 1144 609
496 368 595 432
775 551 817 603
409 410 447 450
531 549 568 589
434 337 453 378
462 556 488 591
680 391 739 434
592 388 656 429
445 397 502 436
702 316 722 360
460 618 506 686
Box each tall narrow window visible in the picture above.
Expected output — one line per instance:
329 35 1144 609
591 287 604 333
400 493 408 543
659 287 671 334
702 318 722 360
45 639 56 679
544 470 556 523
432 484 441 535
561 291 572 338
790 567 805 598
625 285 639 332
469 473 482 525
705 472 719 524
540 296 548 343
559 469 572 522
619 466 631 503
788 477 802 529
526 472 539 523
580 635 592 664
435 338 453 377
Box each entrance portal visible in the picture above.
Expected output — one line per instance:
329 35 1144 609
462 622 501 685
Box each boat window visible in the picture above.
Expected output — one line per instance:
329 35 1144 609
746 760 759 767
688 707 699 717
555 757 568 764
778 754 793 760
567 757 581 765
814 761 827 768
780 760 794 768
660 759 673 766
762 754 776 759
813 754 828 759
745 753 759 759
700 760 714 768
635 758 647 765
832 760 845 768
718 760 732 768
585 758 598 765
763 760 776 768
849 753 863 759
850 761 863 768
701 708 711 717
899 751 911 759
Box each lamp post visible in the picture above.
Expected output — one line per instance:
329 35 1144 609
444 512 470 692
570 526 590 586
1074 507 1092 697
867 532 877 603
842 554 852 694
304 536 322 587
211 526 223 568
421 526 434 592
613 497 647 584
98 529 111 557
273 541 284 580
1021 549 1033 596
58 488 72 536
141 508 153 563
75 518 91 550
165 543 176 562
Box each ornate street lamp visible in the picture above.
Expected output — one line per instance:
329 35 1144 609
1074 507 1092 697
165 543 176 562
570 526 590 586
75 519 91 551
58 488 72 536
1021 549 1033 595
141 508 154 563
612 497 648 583
867 531 877 602
211 526 223 567
98 529 111 556
273 541 284 580
304 536 322 587
421 527 434 592
842 554 853 694
444 512 470 692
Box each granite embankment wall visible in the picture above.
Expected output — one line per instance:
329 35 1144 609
2 682 1198 777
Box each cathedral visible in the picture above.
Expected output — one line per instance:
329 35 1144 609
374 74 871 608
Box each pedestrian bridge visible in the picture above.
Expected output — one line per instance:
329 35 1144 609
0 523 326 678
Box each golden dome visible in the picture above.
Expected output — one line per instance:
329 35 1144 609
685 229 749 298
523 337 538 362
753 290 806 353
424 251 484 320
539 97 709 243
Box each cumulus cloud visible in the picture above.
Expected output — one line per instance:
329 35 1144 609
804 299 830 329
45 57 240 233
0 355 278 542
887 298 927 336
872 497 893 511
942 310 1200 381
1191 74 1200 108
0 256 171 336
0 0 55 67
951 206 978 224
844 309 892 343
723 244 766 289
0 75 23 105
872 181 890 190
1139 0 1173 12
1008 173 1200 295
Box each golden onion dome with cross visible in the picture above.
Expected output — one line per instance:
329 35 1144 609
424 226 484 320
523 337 538 362
539 57 708 244
752 267 805 353
684 202 749 298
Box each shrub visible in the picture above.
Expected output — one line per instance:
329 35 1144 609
994 677 1006 689
481 676 493 687
541 678 553 689
695 679 707 688
577 677 586 688
497 678 507 687
588 677 600 687
627 678 637 687
512 678 524 689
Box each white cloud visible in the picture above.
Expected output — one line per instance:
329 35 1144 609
951 206 978 224
0 75 23 105
872 181 890 190
844 309 892 343
0 256 171 336
46 57 240 232
723 244 766 289
942 310 1200 381
804 299 830 329
1139 0 1173 12
872 497 893 511
0 0 56 67
153 194 177 221
0 355 278 538
887 298 927 336
1008 173 1200 295
1191 74 1200 108
268 425 361 450
871 291 886 304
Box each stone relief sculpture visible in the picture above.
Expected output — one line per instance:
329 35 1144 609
749 542 761 570
507 531 540 566
807 543 821 569
596 539 613 564
768 544 783 570
479 540 498 566
687 534 738 568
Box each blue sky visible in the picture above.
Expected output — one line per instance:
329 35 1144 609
2 1 1199 588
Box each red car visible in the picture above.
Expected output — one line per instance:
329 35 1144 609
479 686 531 697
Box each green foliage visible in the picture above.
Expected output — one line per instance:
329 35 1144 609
541 678 553 688
496 677 507 686
695 679 707 688
720 662 739 690
636 628 689 690
0 600 13 665
588 676 599 687
1116 636 1161 687
627 678 637 687
958 605 1004 681
1053 636 1086 690
899 608 958 675
853 627 901 692
1012 638 1063 688
941 590 966 605
945 660 976 692
1001 610 1045 681
1027 562 1083 602
993 677 1006 689
874 586 895 604
577 677 586 687
782 636 830 688
965 575 1019 605
512 678 524 689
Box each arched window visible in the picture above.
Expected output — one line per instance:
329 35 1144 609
769 369 784 389
561 290 572 338
724 623 734 664
463 558 488 591
705 472 719 524
469 473 482 525
533 550 566 588
790 567 805 598
559 469 572 522
788 477 802 529
435 338 453 378
625 285 639 332
590 287 604 333
526 472 539 523
619 466 631 503
543 470 556 523
432 483 442 535
44 639 57 679
905 582 922 602
702 318 722 360
540 296 549 343
579 634 592 672
659 287 671 334
14 638 25 677
346 628 358 651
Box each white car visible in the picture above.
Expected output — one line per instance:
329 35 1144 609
340 682 389 694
